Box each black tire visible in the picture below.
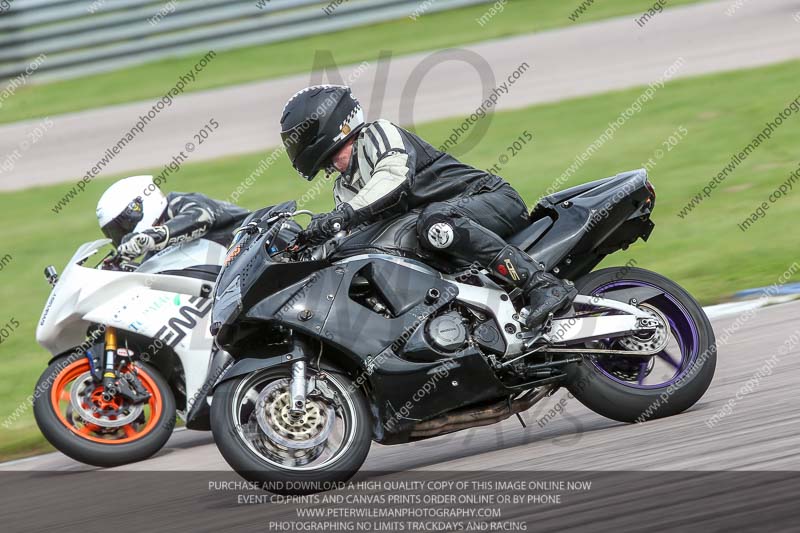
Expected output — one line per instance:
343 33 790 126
564 266 716 423
33 356 176 468
211 368 372 494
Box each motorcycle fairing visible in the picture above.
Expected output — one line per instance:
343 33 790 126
243 257 456 358
222 255 516 444
137 238 226 275
37 239 224 409
364 346 509 444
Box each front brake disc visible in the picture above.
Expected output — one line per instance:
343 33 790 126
69 371 144 428
255 379 335 450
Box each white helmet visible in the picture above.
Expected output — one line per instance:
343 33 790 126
96 176 168 245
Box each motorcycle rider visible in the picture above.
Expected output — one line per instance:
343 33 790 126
280 85 576 329
96 175 250 257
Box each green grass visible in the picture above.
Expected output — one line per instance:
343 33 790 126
2 58 799 459
0 0 711 125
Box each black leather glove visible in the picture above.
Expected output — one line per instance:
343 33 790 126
298 204 355 246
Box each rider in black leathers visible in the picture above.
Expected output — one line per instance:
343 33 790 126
97 177 250 257
133 191 251 249
279 85 576 330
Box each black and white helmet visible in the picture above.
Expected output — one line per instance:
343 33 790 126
96 176 167 246
280 85 365 180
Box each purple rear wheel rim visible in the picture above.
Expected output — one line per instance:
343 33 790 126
588 280 700 390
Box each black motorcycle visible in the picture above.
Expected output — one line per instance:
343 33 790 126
209 169 716 492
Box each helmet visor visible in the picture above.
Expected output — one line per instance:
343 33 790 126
100 196 145 246
281 120 323 178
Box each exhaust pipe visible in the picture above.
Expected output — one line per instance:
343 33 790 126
409 385 554 438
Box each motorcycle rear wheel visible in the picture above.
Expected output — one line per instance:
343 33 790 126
564 266 716 423
33 355 176 467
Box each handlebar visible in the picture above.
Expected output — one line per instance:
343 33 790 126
100 250 138 272
231 209 344 261
233 210 314 237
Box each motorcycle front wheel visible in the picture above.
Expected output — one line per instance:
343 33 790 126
211 367 372 494
565 266 717 423
33 355 176 467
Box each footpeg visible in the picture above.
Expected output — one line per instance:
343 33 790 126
542 313 554 333
521 313 554 350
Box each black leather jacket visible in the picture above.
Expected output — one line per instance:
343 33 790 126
160 192 250 247
333 120 505 225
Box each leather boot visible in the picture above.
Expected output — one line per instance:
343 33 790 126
488 245 577 329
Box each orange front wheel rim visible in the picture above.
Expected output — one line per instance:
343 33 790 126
50 359 163 445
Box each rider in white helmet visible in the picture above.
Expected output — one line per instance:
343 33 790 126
96 175 249 258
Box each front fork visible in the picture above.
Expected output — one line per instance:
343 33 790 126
99 326 150 404
289 360 307 418
101 327 119 401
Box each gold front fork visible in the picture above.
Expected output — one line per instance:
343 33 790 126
103 327 118 381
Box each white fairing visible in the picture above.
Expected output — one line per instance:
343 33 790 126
138 238 226 274
36 238 224 405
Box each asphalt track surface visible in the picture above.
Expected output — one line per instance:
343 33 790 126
2 300 798 530
2 0 800 191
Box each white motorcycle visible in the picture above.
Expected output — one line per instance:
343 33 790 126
33 238 230 467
